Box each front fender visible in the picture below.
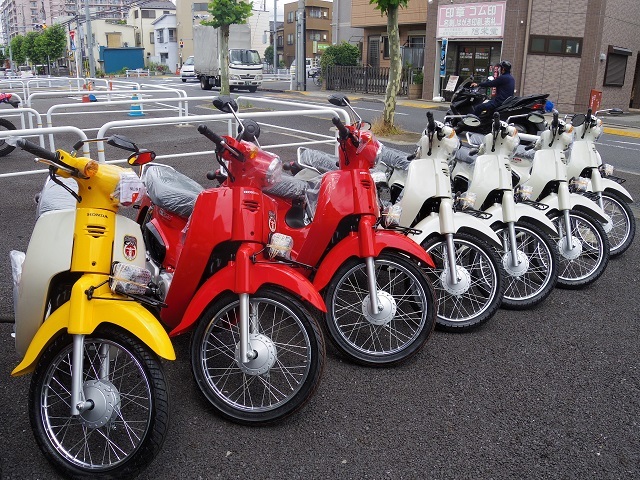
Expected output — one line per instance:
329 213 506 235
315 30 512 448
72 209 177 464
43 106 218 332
599 178 633 203
542 193 608 223
408 212 502 249
312 231 435 292
12 300 175 377
486 203 559 237
170 263 326 337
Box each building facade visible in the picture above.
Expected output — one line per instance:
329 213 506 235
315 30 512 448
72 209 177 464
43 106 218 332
151 13 178 72
283 0 332 68
126 1 175 67
351 0 427 68
424 0 640 111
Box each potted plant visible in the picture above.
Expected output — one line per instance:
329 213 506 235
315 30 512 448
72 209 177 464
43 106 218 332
409 70 423 99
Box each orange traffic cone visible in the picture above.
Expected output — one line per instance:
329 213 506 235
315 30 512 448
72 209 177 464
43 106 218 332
81 84 90 103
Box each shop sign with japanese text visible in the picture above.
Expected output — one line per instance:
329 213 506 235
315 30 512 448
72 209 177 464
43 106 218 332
437 1 506 39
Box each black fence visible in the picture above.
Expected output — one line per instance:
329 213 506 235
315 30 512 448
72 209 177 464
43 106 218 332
324 65 416 96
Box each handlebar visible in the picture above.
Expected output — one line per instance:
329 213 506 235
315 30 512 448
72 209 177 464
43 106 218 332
332 116 351 140
198 124 245 162
16 138 58 162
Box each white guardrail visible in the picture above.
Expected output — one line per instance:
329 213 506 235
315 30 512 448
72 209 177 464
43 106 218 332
0 92 350 179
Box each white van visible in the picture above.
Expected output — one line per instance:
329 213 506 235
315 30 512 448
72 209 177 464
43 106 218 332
180 56 196 82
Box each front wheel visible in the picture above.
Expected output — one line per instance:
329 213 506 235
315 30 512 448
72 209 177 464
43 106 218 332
0 117 17 156
324 251 436 366
598 191 635 257
190 289 325 425
248 86 257 93
550 209 610 289
181 78 187 82
422 233 504 331
493 221 558 309
30 326 169 479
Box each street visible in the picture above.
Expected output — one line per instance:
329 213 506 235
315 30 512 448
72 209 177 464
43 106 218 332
0 80 639 479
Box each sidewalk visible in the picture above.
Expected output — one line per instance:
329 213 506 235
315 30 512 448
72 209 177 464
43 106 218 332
276 86 640 138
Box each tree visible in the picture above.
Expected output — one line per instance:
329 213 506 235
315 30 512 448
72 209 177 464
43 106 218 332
37 24 67 73
22 31 44 66
319 41 360 70
202 0 253 95
10 36 26 66
370 0 409 128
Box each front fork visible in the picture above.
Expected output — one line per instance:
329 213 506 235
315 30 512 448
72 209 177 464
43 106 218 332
502 191 521 267
239 293 258 363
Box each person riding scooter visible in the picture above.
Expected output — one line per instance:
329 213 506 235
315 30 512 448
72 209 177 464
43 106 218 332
470 60 515 116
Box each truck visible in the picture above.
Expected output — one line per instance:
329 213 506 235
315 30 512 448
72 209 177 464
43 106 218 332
193 24 263 92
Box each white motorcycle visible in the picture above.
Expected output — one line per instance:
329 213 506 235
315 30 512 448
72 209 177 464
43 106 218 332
451 113 559 309
565 108 635 257
376 112 505 331
511 111 610 288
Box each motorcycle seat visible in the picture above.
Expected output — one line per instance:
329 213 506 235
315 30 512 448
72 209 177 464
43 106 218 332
455 145 479 165
143 165 204 218
264 175 310 200
513 144 536 161
378 145 412 170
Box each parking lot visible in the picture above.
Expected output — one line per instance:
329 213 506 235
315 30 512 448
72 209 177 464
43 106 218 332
0 79 639 479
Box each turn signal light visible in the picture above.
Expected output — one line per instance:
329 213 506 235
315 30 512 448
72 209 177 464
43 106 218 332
84 160 99 177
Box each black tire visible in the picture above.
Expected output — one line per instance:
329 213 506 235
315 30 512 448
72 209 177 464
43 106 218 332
549 209 610 289
493 221 558 309
248 86 257 93
0 117 17 156
190 288 325 425
29 325 169 480
599 191 635 257
422 233 504 331
181 78 187 82
324 251 436 366
200 76 212 90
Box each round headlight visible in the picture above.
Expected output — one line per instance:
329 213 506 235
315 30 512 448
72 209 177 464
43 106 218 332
266 157 283 185
230 74 240 81
255 74 263 81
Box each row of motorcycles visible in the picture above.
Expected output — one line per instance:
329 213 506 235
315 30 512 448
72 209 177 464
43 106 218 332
8 93 634 479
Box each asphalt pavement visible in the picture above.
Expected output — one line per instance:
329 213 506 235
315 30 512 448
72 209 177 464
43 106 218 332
0 79 639 479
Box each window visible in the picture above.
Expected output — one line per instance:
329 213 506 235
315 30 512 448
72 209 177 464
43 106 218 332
529 36 582 56
149 31 154 44
135 32 141 47
157 29 164 43
169 29 176 42
134 10 138 19
383 36 389 59
287 33 293 45
308 30 321 41
277 35 283 47
141 10 155 19
193 3 208 11
308 7 322 18
288 11 294 23
604 45 632 86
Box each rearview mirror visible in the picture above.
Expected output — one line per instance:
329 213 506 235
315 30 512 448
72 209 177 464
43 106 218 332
107 134 138 152
212 96 238 113
527 112 546 124
462 114 481 127
239 119 261 142
571 113 586 127
328 94 350 107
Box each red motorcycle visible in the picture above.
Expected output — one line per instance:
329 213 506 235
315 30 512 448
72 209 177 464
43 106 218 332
263 94 438 366
136 96 326 425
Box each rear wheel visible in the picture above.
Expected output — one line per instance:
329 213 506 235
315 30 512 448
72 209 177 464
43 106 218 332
191 289 325 425
248 86 257 93
422 233 504 331
200 76 212 90
324 252 436 366
0 117 17 156
550 210 610 288
181 78 187 82
599 191 635 257
30 326 169 479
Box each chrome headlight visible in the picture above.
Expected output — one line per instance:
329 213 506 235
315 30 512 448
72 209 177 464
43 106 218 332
266 157 283 185
230 74 241 81
255 74 263 81
599 163 614 177
515 185 533 202
569 177 589 193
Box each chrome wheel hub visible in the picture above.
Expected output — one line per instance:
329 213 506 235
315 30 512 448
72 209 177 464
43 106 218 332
235 333 277 375
558 235 582 260
361 290 396 326
440 265 472 295
79 379 121 429
502 250 530 277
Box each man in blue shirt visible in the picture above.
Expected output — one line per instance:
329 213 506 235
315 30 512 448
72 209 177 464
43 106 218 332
470 60 515 116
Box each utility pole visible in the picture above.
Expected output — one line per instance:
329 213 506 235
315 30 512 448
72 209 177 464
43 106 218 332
295 0 305 91
84 0 95 77
273 0 277 74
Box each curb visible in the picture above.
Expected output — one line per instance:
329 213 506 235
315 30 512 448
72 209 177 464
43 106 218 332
602 127 640 138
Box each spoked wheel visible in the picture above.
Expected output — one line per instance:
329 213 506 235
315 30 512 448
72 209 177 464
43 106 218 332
421 233 504 331
191 289 325 425
598 191 635 257
493 221 558 309
29 326 169 479
0 117 17 156
324 251 436 366
550 209 610 289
